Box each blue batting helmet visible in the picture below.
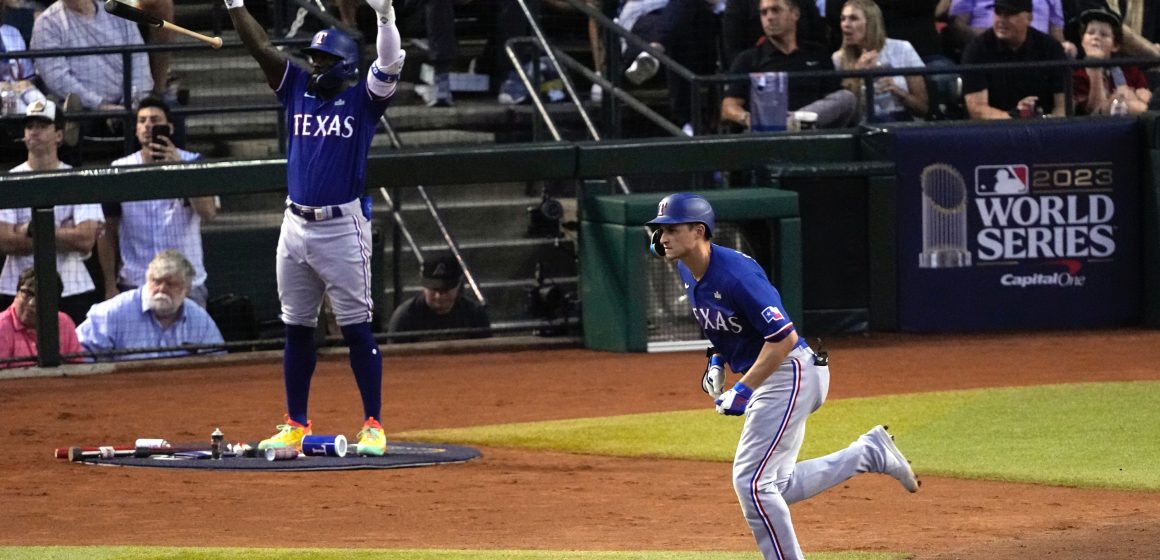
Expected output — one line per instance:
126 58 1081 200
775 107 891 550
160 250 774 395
303 28 359 87
645 193 715 237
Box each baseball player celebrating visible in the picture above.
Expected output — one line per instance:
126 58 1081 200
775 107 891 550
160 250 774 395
647 193 919 560
225 0 405 455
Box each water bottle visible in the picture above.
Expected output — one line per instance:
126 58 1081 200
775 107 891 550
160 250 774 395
872 61 895 120
210 427 224 460
1110 97 1129 116
0 90 14 117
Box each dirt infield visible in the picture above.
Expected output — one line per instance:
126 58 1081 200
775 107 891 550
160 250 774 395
2 329 1158 558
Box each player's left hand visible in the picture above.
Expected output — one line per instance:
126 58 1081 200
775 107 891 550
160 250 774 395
715 382 753 416
365 0 394 23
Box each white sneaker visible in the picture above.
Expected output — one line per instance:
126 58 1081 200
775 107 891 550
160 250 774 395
866 425 919 493
624 52 659 85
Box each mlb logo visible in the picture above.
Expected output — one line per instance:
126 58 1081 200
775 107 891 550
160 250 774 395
975 164 1029 195
761 306 784 324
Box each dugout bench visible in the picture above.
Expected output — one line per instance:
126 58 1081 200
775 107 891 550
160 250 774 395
580 188 801 353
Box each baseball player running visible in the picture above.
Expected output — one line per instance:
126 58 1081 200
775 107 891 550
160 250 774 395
647 193 919 560
225 0 405 455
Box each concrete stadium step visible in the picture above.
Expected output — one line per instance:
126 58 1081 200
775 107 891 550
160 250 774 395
202 214 576 325
384 277 578 325
383 238 576 282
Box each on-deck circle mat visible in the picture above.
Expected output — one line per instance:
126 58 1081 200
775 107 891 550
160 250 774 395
71 441 481 471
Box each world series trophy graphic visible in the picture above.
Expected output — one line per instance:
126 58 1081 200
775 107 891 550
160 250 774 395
918 163 972 269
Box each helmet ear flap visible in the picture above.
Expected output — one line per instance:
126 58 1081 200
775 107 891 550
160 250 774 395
649 228 665 258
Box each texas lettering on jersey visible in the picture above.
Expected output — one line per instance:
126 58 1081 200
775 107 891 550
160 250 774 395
290 114 355 138
693 307 745 333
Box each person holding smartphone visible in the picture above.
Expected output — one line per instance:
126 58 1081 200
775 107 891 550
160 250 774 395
98 96 218 307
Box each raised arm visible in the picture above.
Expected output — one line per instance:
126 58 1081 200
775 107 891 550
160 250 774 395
224 0 289 90
365 0 406 98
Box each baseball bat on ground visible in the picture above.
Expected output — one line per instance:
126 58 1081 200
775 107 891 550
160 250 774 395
104 0 224 49
62 442 260 461
58 438 171 460
131 442 260 459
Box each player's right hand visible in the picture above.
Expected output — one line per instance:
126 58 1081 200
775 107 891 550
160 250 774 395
223 0 244 9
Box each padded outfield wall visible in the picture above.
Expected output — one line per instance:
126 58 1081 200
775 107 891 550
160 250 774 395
1 122 1157 363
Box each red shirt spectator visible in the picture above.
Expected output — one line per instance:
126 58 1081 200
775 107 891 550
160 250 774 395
0 269 83 368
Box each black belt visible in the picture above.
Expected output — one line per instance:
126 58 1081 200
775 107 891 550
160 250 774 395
287 202 344 222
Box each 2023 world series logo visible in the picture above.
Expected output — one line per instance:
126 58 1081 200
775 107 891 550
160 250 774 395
918 162 1118 288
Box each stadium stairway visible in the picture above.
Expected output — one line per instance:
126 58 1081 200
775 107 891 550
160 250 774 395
199 181 580 340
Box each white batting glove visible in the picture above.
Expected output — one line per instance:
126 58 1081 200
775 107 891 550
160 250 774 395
365 0 395 24
700 354 725 399
223 0 244 9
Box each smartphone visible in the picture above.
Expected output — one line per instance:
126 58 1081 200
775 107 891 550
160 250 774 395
150 124 171 160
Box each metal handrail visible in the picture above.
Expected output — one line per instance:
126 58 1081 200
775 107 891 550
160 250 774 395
557 0 706 133
377 115 487 306
511 0 598 139
501 0 631 193
510 38 683 136
698 55 1160 121
377 187 424 265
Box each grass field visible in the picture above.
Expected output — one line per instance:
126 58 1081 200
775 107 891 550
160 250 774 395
400 381 1160 491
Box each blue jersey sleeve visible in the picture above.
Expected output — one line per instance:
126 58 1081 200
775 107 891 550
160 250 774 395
731 270 796 343
274 62 301 106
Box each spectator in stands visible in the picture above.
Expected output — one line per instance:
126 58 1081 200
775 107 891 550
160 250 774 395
1064 0 1159 58
721 0 857 130
609 0 721 134
97 96 217 307
0 5 48 117
949 0 1075 57
76 249 224 361
961 0 1067 119
387 253 491 343
31 0 153 122
613 0 670 87
874 0 945 63
657 0 725 134
723 0 829 65
1072 7 1151 114
0 100 103 325
0 267 84 368
832 0 928 122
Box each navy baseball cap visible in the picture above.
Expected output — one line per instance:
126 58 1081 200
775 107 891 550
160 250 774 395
1079 7 1121 28
994 0 1031 13
422 254 463 291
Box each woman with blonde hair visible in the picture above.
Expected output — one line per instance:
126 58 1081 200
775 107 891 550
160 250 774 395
832 0 928 122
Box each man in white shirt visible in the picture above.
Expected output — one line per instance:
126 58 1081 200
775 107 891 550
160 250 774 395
98 97 217 306
0 100 104 324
